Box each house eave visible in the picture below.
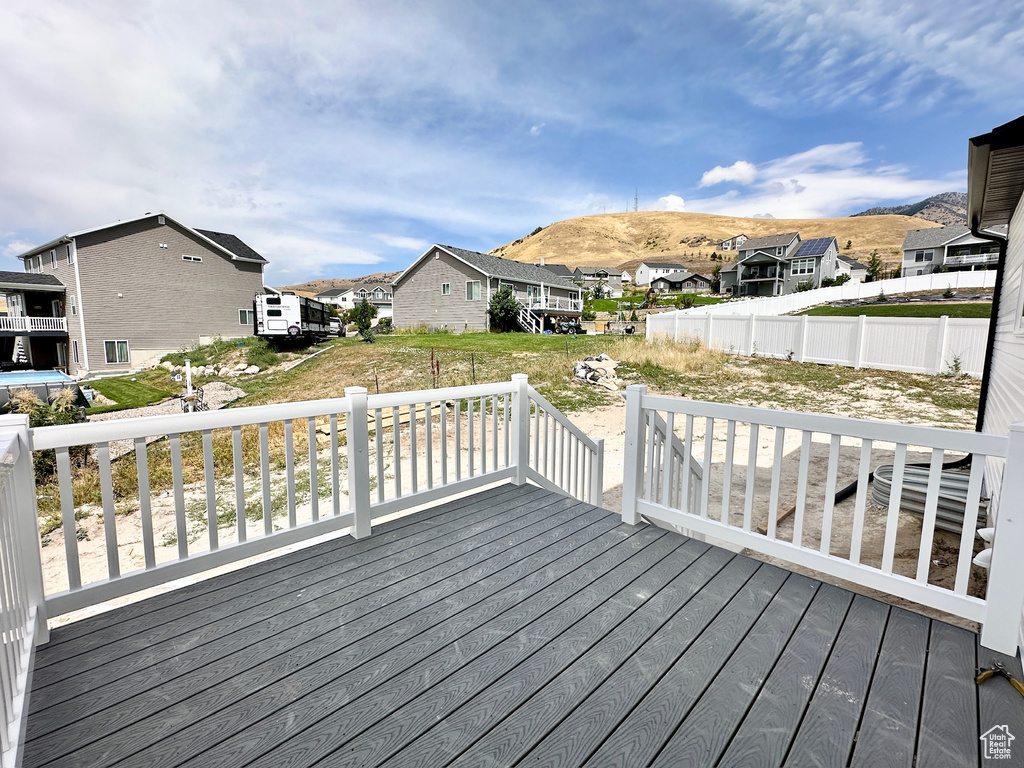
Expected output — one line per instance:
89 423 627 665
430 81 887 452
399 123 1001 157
968 115 1024 231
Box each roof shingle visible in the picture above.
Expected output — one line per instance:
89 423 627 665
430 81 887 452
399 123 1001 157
438 245 578 289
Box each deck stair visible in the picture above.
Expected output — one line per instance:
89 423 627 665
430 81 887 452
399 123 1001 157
517 303 542 334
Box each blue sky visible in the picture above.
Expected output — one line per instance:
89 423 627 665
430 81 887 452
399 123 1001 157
1 1 1022 285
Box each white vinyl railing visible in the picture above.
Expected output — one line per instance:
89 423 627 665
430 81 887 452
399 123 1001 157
666 270 997 318
0 317 67 333
526 296 582 312
621 385 1024 655
648 313 988 376
0 417 46 768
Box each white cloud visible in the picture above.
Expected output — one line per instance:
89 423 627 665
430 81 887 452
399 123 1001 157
372 234 430 251
655 194 687 212
687 142 952 219
530 124 545 136
699 160 757 187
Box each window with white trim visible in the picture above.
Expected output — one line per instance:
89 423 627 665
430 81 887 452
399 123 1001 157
441 283 451 295
239 309 254 325
68 294 77 315
72 340 79 364
466 280 481 300
50 249 57 269
914 250 933 262
791 258 815 275
104 340 130 364
182 254 203 263
66 244 74 264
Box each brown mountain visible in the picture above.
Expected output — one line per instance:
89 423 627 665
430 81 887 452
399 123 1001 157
490 211 939 275
276 271 402 297
851 192 967 226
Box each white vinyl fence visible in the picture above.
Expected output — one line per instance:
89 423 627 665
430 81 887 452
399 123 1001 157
665 270 997 318
648 313 988 376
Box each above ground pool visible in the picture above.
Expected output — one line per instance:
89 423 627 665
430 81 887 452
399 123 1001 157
0 370 86 409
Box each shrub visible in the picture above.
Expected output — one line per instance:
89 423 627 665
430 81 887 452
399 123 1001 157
795 280 815 292
245 336 280 368
7 388 86 479
487 286 520 332
352 299 378 342
376 317 393 334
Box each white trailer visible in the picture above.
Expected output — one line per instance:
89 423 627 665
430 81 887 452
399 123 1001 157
253 293 330 341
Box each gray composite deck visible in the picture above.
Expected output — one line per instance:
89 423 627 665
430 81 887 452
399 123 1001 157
23 484 1024 767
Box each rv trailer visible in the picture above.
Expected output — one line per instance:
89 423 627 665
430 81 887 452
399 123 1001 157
253 293 330 341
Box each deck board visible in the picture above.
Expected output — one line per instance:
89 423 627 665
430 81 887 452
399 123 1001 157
23 485 1007 768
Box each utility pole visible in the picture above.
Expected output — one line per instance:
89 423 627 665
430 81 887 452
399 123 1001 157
634 189 638 212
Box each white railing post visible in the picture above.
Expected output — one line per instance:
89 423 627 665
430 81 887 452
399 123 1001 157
0 414 48 644
934 315 950 375
590 437 604 508
797 315 808 363
747 315 756 355
854 314 867 369
981 422 1024 654
510 374 531 485
344 387 372 538
621 385 647 525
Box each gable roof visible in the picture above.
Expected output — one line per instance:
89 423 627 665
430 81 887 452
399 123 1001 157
0 271 65 291
837 254 868 270
575 266 624 277
901 226 970 252
739 232 800 251
654 270 710 283
640 262 687 271
540 264 574 278
719 234 747 243
16 212 268 265
794 237 837 257
396 245 578 290
315 288 350 298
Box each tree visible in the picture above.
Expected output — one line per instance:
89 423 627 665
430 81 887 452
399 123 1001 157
845 240 852 250
591 283 606 300
487 286 520 332
865 251 884 282
352 298 378 342
711 264 723 293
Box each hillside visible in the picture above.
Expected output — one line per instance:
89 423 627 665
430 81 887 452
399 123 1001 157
852 192 966 226
276 271 402 297
490 211 939 275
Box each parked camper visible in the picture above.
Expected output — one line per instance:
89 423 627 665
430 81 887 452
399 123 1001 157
253 293 330 341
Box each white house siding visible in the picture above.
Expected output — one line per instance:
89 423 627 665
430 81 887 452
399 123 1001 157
393 249 491 331
982 196 1024 512
74 218 264 371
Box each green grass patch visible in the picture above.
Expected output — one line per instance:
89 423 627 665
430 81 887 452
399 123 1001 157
797 302 991 318
86 376 172 413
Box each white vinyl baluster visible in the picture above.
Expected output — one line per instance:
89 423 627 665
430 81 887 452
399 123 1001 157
916 448 945 583
820 433 841 555
850 439 872 563
410 404 418 493
259 422 272 536
97 442 119 578
793 431 812 547
308 418 319 521
480 399 486 475
392 406 402 498
742 424 759 532
699 417 714 519
881 444 907 573
766 427 786 540
375 409 385 503
56 447 80 589
469 399 476 477
954 458 986 594
492 395 499 471
170 434 187 557
644 411 657 502
440 401 449 484
283 421 296 528
425 401 434 490
137 437 157 564
681 415 694 514
232 427 246 542
503 394 510 467
660 412 675 508
721 420 736 525
532 404 540 470
455 399 462 481
330 414 341 516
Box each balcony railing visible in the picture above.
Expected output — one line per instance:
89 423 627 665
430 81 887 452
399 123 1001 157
621 385 1024 655
525 296 582 312
0 317 67 333
944 252 999 267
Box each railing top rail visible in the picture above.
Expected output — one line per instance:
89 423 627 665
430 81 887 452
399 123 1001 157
366 381 516 409
31 396 352 450
640 393 1009 456
528 386 601 451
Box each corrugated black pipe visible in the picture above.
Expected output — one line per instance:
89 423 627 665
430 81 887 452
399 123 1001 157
834 230 1007 505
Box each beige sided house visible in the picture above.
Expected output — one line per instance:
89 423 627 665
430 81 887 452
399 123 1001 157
393 244 582 332
16 212 267 376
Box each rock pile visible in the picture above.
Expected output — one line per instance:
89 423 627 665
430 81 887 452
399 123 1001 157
158 360 260 377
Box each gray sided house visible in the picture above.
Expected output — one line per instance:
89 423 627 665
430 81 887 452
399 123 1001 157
573 266 624 298
732 233 838 296
393 244 581 333
717 233 748 251
650 271 711 293
17 212 266 375
901 225 1003 276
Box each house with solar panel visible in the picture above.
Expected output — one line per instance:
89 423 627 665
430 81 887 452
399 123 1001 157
729 233 838 296
392 244 582 333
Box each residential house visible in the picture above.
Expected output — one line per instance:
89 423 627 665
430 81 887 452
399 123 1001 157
621 270 632 285
901 225 1003 276
650 270 711 293
718 263 739 294
836 254 868 284
716 233 748 251
317 284 394 319
16 212 267 375
393 244 581 333
0 271 68 371
731 233 838 296
572 266 624 298
537 263 574 280
634 262 687 286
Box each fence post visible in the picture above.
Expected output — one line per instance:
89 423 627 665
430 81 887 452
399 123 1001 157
0 415 48 643
797 315 809 363
935 315 950 375
705 314 713 349
510 374 531 485
854 315 867 369
621 385 647 525
981 423 1024 654
747 315 756 356
590 437 604 508
344 387 371 539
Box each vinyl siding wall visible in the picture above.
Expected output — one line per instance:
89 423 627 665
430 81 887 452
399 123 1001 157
982 195 1024 514
74 218 264 371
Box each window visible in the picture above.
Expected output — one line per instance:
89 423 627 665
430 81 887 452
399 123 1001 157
777 247 784 256
50 249 57 269
466 280 481 300
72 340 79 364
239 309 254 325
66 244 74 264
182 254 203 263
915 250 934 263
104 340 130 365
266 296 281 305
792 258 815 275
68 294 77 315
267 309 282 317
